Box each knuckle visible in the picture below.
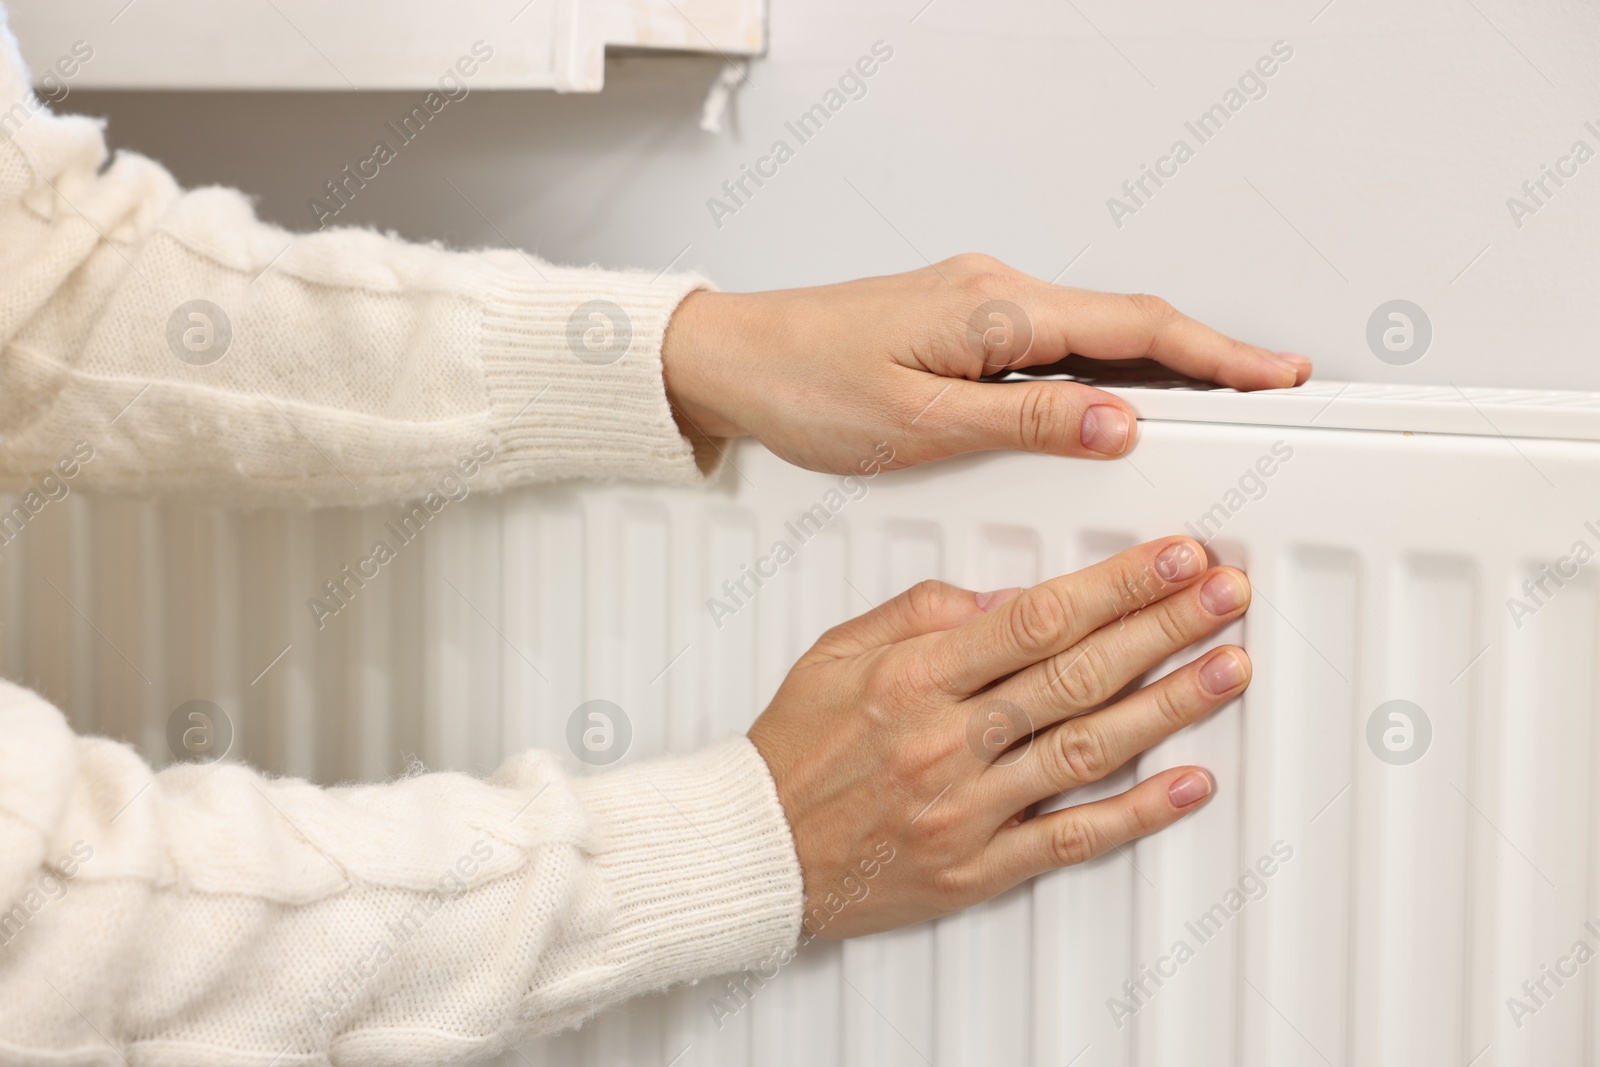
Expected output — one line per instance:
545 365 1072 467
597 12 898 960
1125 293 1177 358
908 797 976 884
1050 720 1109 783
886 738 955 810
1233 336 1267 360
1154 602 1193 648
1048 815 1103 869
1048 642 1111 709
1007 588 1070 657
955 267 1019 306
900 643 968 699
928 862 981 908
862 652 923 710
905 578 954 620
914 798 963 846
1125 291 1177 324
1015 384 1066 453
1149 678 1194 731
806 619 858 660
1111 562 1157 613
949 251 1008 275
1119 798 1163 840
968 271 1014 299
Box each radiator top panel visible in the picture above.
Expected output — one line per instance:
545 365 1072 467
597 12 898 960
1022 377 1600 442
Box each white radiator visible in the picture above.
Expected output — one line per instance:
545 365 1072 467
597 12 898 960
5 380 1600 1067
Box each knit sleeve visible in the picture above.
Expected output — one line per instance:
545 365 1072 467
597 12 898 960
0 680 803 1061
0 11 720 507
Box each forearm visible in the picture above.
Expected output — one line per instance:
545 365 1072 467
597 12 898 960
0 680 802 1062
0 10 717 507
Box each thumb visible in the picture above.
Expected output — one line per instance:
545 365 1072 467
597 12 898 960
917 378 1138 459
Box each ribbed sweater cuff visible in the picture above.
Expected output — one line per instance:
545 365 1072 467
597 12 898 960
479 266 721 486
572 736 803 993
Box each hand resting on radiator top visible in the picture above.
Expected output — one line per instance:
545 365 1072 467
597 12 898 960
749 536 1249 938
660 252 1312 474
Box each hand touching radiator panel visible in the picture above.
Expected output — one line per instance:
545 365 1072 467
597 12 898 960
750 536 1250 938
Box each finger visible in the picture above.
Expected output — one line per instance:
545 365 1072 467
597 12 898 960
983 765 1214 887
806 579 1020 663
916 377 1139 458
982 647 1249 814
931 537 1208 693
1025 288 1312 392
990 566 1251 729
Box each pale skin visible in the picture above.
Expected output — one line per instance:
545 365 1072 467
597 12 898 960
659 253 1309 938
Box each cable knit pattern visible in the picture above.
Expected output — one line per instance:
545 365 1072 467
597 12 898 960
0 10 718 504
0 8 803 1064
0 682 801 1065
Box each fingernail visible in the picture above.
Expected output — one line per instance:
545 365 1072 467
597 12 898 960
1199 649 1247 695
1263 356 1298 386
1080 405 1131 455
1154 541 1204 582
1169 770 1212 808
1200 571 1247 615
1272 352 1311 384
975 587 1023 612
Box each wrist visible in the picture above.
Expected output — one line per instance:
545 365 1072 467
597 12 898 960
661 289 751 442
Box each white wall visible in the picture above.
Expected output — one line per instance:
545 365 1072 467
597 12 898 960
60 0 1600 390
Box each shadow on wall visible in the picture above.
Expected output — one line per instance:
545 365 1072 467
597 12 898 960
71 51 727 255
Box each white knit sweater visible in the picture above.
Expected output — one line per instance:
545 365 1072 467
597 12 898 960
0 9 803 1065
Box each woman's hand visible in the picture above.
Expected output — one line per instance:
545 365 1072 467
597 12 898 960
661 254 1310 473
748 536 1250 938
